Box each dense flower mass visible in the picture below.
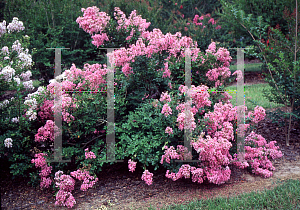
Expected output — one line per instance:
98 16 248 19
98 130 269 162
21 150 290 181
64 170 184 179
16 6 284 209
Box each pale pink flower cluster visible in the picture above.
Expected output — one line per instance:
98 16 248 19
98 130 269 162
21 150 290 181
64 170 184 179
1 46 9 55
107 27 197 77
6 17 25 33
91 33 110 47
176 111 196 131
206 66 231 88
0 20 6 37
31 153 53 189
165 165 204 183
233 131 283 178
160 145 192 164
4 138 13 148
45 90 77 123
203 102 238 136
11 40 23 54
23 88 46 121
84 148 96 159
141 169 153 185
165 126 173 135
128 159 137 172
11 116 19 123
76 6 111 35
0 99 9 109
161 103 172 117
22 80 34 90
114 7 150 35
159 91 171 103
35 120 61 142
162 61 171 78
187 85 212 109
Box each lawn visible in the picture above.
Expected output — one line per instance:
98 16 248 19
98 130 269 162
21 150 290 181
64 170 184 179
147 179 300 210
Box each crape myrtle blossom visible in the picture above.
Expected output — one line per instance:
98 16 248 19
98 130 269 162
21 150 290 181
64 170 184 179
31 153 53 189
35 120 61 142
0 17 25 37
233 131 283 178
1 46 9 55
4 138 13 148
11 116 19 123
7 17 25 33
0 66 15 82
128 159 137 172
141 170 153 185
0 99 9 109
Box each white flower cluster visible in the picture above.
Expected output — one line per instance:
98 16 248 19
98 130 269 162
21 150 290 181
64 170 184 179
0 99 9 109
13 76 21 85
23 80 34 90
23 87 47 121
0 66 15 82
11 116 19 123
1 46 9 55
20 70 32 81
54 71 68 82
11 40 23 54
4 138 13 148
18 51 32 69
7 17 25 33
0 20 7 37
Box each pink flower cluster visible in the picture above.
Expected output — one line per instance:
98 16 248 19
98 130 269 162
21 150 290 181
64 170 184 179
203 102 238 136
247 105 266 124
84 148 96 159
234 131 283 178
54 171 76 208
70 169 98 191
165 126 173 135
38 99 54 121
160 91 171 103
128 159 137 172
141 170 153 185
31 153 52 189
35 120 61 142
192 14 221 30
165 165 204 184
76 6 111 35
160 145 192 164
106 25 198 77
161 103 172 117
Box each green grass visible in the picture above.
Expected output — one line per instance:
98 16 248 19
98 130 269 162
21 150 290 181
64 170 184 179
145 179 300 210
211 83 285 111
229 62 263 73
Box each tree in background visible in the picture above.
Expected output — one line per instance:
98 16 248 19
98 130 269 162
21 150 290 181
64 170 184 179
219 0 300 146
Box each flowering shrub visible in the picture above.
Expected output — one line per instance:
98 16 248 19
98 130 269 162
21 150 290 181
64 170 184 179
1 6 284 209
